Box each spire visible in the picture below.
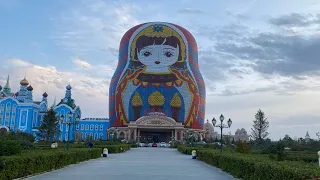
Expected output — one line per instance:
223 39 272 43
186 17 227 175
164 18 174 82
3 75 11 95
4 75 10 89
52 96 56 107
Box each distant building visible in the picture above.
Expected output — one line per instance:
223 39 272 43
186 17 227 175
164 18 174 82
0 75 110 141
234 128 249 142
305 131 310 142
203 119 218 141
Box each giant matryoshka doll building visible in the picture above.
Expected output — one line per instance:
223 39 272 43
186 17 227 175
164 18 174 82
108 22 206 143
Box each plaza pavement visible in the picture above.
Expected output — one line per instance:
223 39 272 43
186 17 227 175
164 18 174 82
27 147 237 180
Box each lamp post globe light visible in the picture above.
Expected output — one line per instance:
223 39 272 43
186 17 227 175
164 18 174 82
212 114 232 153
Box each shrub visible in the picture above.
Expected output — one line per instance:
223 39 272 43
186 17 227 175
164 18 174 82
0 140 22 156
0 132 35 143
235 141 251 154
130 144 139 148
203 143 220 149
195 149 320 180
16 139 35 150
0 148 101 179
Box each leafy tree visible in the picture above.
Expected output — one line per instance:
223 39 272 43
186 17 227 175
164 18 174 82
251 109 269 143
37 107 60 141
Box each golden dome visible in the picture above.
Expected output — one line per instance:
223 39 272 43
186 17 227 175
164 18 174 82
170 93 182 107
20 77 29 86
148 91 165 106
131 92 142 106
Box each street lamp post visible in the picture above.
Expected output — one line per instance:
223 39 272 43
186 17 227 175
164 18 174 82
108 127 118 144
212 114 232 153
187 128 195 147
60 112 80 151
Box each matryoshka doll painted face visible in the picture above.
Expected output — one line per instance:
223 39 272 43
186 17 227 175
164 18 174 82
136 37 180 73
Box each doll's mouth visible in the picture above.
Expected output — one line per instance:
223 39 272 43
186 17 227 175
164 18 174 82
155 61 160 64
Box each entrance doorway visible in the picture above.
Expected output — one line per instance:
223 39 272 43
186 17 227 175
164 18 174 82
140 130 171 143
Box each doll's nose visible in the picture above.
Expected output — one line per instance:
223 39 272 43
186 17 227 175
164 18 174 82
155 61 160 64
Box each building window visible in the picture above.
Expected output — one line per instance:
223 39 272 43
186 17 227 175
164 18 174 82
12 105 16 113
76 124 79 130
81 124 84 130
60 124 63 131
85 132 88 140
90 125 93 131
60 134 62 141
85 125 89 130
65 133 68 141
99 133 103 140
94 133 98 140
100 125 103 131
1 105 4 112
6 103 11 113
95 124 98 131
90 132 93 139
66 124 69 131
11 115 15 130
5 114 10 126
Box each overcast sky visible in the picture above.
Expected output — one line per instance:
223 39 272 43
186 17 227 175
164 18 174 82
1 0 320 140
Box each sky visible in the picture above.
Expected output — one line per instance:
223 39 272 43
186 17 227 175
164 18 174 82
1 0 320 140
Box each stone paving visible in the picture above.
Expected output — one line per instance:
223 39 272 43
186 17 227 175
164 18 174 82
27 147 237 180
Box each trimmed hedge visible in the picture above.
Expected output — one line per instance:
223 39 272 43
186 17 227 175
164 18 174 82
0 148 101 180
35 144 131 153
186 148 320 180
130 144 139 148
284 152 318 163
0 140 22 156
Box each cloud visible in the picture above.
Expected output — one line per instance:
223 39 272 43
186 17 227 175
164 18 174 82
52 0 140 57
0 59 110 118
178 8 203 14
72 57 92 69
268 13 316 27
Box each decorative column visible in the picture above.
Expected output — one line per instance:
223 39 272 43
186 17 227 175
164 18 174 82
170 93 182 121
137 129 140 141
134 128 137 141
128 129 131 141
131 92 142 121
175 129 178 140
148 91 165 112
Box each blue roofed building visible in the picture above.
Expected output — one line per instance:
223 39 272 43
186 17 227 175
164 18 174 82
0 75 110 141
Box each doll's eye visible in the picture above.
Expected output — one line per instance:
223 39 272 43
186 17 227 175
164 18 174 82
164 51 173 57
143 51 152 57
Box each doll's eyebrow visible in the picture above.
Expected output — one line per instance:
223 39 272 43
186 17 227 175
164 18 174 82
141 47 154 50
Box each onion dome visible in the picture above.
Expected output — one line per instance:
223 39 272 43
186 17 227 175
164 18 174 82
20 77 29 86
0 85 2 91
15 92 19 96
27 85 33 91
43 92 48 97
66 84 72 90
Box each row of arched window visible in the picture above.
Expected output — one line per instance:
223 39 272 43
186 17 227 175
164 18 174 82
76 124 104 131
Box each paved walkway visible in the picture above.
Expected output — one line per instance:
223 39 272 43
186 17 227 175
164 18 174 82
27 148 236 180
